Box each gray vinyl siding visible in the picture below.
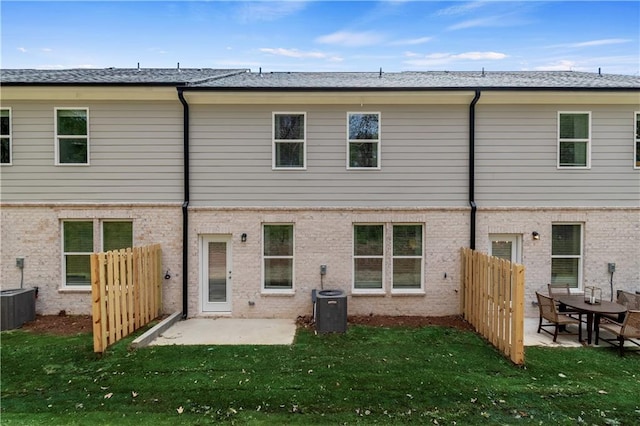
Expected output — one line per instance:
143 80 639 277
475 105 640 207
189 104 470 207
0 101 183 202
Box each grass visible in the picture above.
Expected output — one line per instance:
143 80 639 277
1 324 639 425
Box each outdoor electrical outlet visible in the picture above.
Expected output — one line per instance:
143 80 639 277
320 264 327 275
16 258 24 269
608 263 616 273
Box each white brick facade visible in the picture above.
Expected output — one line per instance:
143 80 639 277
2 205 638 318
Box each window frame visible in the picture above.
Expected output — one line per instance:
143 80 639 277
352 223 385 294
61 220 94 289
55 107 90 166
347 111 381 170
1 107 12 165
551 223 583 290
272 112 306 170
634 111 640 169
557 111 591 169
262 223 295 293
391 223 424 293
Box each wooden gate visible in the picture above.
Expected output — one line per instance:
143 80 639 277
90 244 162 353
461 247 525 365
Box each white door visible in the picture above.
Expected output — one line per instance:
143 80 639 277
201 235 232 313
489 234 522 263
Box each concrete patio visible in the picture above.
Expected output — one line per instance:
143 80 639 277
133 312 597 348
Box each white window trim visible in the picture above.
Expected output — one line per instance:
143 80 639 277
557 111 591 169
1 107 12 166
352 223 386 294
61 219 94 290
346 111 381 170
551 223 584 290
634 111 640 170
55 107 90 166
390 223 425 294
261 223 295 294
272 112 306 170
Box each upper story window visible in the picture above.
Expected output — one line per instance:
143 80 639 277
1 108 11 165
263 224 294 291
55 108 89 165
558 112 590 168
273 113 305 169
635 112 640 169
348 112 380 169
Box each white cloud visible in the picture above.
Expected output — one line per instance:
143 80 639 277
260 48 327 59
404 51 508 66
548 38 632 49
533 60 578 71
238 1 307 23
436 1 488 16
315 31 385 47
388 37 433 46
260 47 343 62
41 48 52 52
448 16 503 30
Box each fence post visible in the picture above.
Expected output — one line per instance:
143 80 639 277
91 253 103 353
510 264 525 365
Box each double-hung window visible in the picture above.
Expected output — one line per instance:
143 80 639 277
273 113 305 169
63 221 94 287
56 108 89 165
348 112 380 169
392 224 423 291
353 224 384 291
263 224 294 291
551 223 583 289
558 112 590 168
62 220 133 288
635 112 640 169
1 108 11 165
352 223 424 292
103 221 134 252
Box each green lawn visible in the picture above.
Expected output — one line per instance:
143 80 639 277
1 323 639 425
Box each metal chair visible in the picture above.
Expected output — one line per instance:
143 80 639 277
536 292 582 342
597 310 640 356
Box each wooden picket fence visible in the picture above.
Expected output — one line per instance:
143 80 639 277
460 247 525 365
90 244 162 353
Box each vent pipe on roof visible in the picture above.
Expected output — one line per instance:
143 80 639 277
482 67 485 77
598 67 602 76
379 67 382 78
137 62 140 70
177 62 180 70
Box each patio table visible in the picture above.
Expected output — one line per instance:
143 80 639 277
556 295 627 345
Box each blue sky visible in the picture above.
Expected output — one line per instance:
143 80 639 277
2 1 639 75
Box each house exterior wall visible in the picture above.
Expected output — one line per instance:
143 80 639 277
0 204 183 315
476 208 640 317
189 104 470 208
0 100 183 202
475 104 640 207
187 208 469 319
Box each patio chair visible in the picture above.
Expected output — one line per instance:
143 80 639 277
536 292 583 342
597 310 640 356
547 284 582 320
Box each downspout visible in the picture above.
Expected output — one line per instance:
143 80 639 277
178 88 190 319
469 90 481 250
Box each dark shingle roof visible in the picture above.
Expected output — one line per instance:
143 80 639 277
190 71 640 90
2 68 638 90
0 68 249 85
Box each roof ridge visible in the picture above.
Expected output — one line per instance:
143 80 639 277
185 69 250 85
